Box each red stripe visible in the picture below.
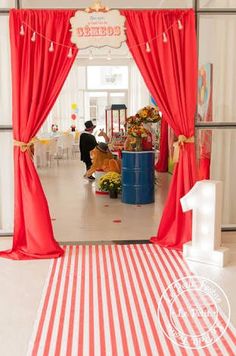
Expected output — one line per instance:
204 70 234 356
78 245 86 355
54 245 73 355
113 246 141 355
42 248 67 356
120 245 153 355
145 244 189 356
127 245 164 354
138 244 178 355
101 245 118 356
89 246 95 356
95 245 106 356
107 246 129 355
66 245 79 356
133 244 176 355
31 258 58 356
156 246 213 356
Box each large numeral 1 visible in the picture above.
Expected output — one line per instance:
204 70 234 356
180 180 230 267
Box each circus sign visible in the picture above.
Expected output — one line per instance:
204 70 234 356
70 9 126 49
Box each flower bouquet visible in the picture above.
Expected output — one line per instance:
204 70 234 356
127 125 149 138
127 125 149 151
137 105 162 123
126 115 142 127
98 172 121 198
126 106 162 129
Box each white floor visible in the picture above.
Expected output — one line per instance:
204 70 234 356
0 157 235 356
39 158 172 243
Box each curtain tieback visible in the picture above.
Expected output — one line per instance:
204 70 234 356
173 135 195 163
13 138 37 156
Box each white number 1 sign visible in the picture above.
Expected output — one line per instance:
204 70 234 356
180 180 230 267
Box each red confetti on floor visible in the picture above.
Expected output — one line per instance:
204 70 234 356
113 219 121 223
104 205 109 207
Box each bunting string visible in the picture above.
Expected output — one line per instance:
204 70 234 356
19 11 186 55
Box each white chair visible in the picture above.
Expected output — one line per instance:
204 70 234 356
57 134 73 160
47 138 59 167
34 141 48 168
72 132 80 159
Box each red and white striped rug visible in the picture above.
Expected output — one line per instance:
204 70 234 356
27 245 236 356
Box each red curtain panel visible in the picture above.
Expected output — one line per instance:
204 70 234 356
0 10 78 259
122 9 198 249
155 118 168 172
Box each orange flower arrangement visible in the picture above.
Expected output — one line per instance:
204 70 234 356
137 105 162 123
126 106 162 127
126 115 142 126
128 125 149 138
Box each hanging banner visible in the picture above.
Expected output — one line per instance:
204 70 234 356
70 10 126 49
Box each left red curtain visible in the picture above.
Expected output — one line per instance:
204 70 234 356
0 10 78 260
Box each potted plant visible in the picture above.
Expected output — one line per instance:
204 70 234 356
98 172 121 198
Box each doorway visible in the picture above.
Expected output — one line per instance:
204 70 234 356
36 48 169 244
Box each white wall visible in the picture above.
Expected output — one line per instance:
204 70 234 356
0 0 15 8
0 15 12 125
199 15 236 225
21 0 193 9
200 0 236 8
0 15 14 233
0 132 14 233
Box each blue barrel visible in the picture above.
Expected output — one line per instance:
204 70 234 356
122 151 155 204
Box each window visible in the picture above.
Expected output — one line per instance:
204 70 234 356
87 66 128 90
84 92 108 129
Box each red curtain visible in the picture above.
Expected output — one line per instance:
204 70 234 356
122 9 197 249
0 10 78 259
155 118 168 172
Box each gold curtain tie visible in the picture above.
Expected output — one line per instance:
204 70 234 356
13 138 38 154
173 135 195 163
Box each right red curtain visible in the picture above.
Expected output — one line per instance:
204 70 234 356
122 9 198 249
155 118 168 172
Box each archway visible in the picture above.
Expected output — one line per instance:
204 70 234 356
0 7 197 259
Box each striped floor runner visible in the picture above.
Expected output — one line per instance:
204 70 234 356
27 245 236 356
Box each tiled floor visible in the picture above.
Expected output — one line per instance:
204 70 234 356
0 158 235 356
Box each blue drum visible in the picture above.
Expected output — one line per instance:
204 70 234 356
122 151 155 204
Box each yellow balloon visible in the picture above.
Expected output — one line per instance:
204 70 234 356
71 103 77 110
